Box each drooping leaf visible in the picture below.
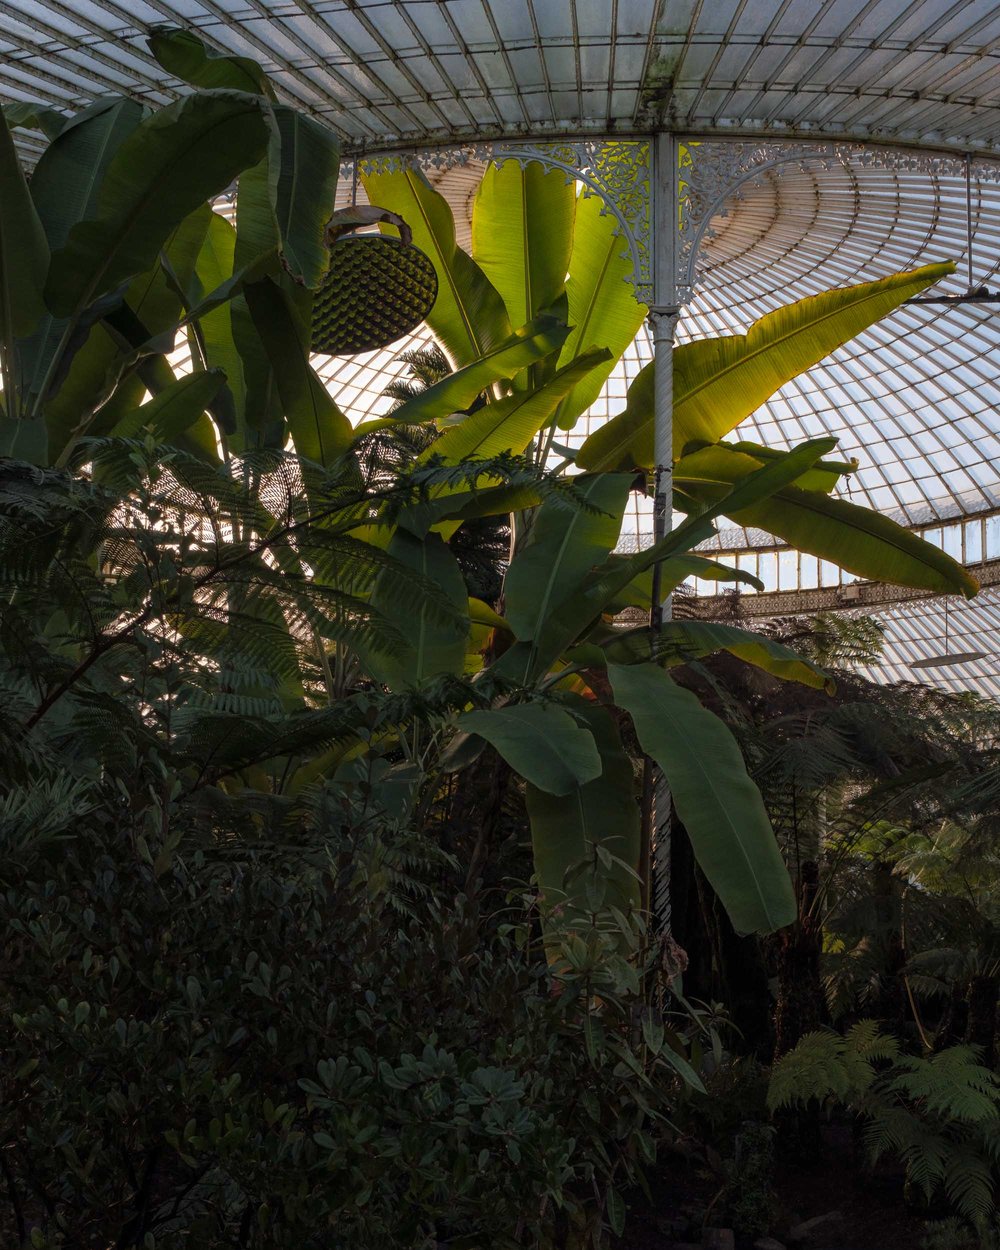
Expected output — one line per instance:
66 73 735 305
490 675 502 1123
504 473 632 642
605 620 835 691
244 277 352 465
553 191 648 431
609 662 796 935
46 91 270 317
457 703 602 796
148 26 275 98
107 368 223 460
525 696 640 915
3 102 67 140
577 263 955 471
236 106 340 288
355 316 569 439
0 108 50 344
422 345 607 465
365 530 470 690
471 160 576 330
675 449 979 597
361 166 511 366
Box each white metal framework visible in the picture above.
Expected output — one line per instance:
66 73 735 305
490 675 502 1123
7 1 1000 158
7 0 1000 697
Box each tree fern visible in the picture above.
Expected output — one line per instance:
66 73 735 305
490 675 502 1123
771 1026 1000 1228
767 1020 899 1110
886 1048 1000 1123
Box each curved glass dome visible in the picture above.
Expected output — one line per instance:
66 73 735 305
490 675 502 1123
319 152 1000 540
7 1 1000 157
8 0 1000 698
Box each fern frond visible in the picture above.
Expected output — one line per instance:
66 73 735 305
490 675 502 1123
944 1148 996 1225
884 1049 1000 1125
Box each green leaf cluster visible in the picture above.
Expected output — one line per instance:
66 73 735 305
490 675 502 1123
769 1023 1000 1228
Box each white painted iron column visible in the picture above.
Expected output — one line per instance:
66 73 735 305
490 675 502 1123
647 132 681 931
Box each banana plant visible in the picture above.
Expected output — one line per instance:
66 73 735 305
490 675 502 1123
0 27 343 470
368 440 863 937
340 165 977 937
362 157 648 463
577 263 977 597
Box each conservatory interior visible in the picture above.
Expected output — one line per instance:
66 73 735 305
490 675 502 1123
5 3 1000 1249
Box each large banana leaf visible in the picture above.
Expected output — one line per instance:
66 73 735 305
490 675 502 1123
609 662 796 935
471 160 576 330
107 367 223 461
236 105 340 288
504 473 633 642
577 263 955 471
244 277 352 466
457 703 602 796
422 346 608 464
675 445 978 597
552 191 648 431
148 26 275 98
361 166 511 366
45 208 214 463
604 620 834 692
354 317 569 439
46 91 270 319
525 697 641 916
366 530 470 690
17 99 146 416
0 108 49 351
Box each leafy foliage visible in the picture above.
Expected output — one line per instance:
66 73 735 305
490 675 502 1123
769 1024 1000 1228
0 785 690 1249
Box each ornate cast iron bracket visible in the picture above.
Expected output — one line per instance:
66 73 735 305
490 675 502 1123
342 139 653 304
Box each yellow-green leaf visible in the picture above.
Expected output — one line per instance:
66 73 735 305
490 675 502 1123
553 191 648 430
361 166 511 366
471 160 576 329
578 263 955 471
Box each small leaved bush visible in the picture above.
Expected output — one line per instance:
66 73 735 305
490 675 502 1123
0 783 692 1249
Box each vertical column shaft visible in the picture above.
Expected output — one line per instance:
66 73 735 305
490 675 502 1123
648 306 680 621
648 133 683 932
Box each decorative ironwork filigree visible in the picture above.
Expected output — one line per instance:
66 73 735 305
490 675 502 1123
344 139 653 303
676 139 1000 300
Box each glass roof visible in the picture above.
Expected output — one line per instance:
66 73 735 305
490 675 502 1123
7 1 1000 159
9 0 1000 700
319 151 1000 546
855 587 1000 702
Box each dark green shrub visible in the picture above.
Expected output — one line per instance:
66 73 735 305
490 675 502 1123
0 788 681 1249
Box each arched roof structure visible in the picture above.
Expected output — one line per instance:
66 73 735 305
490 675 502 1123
8 0 1000 697
7 2 1000 158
